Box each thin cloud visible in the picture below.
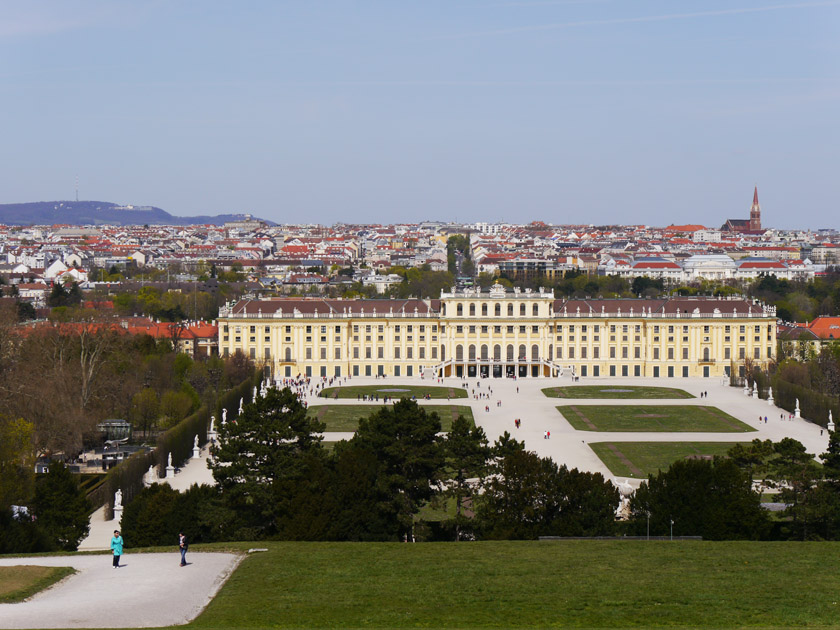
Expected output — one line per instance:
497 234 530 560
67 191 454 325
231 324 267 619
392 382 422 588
440 0 840 38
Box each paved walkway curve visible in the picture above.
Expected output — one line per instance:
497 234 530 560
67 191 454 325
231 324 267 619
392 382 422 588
0 553 241 629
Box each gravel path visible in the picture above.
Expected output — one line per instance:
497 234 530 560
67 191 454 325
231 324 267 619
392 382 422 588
0 553 241 628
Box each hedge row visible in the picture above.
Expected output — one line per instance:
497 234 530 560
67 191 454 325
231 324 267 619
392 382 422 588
156 368 263 476
155 405 211 474
214 369 264 432
771 375 840 428
89 369 261 513
90 449 157 520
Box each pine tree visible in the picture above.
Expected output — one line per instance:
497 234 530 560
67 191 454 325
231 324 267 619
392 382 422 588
443 415 490 541
34 460 91 551
209 386 324 537
350 399 444 540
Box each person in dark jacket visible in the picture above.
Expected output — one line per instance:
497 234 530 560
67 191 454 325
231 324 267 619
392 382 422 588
179 532 188 566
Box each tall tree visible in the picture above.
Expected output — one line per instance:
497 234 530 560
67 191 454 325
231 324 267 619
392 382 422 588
628 458 770 540
349 399 444 540
771 438 821 540
477 449 618 540
0 415 34 511
33 460 91 551
209 386 324 537
443 416 490 541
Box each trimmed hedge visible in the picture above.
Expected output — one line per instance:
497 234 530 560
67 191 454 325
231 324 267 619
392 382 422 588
215 370 264 432
89 369 261 514
92 449 157 520
771 375 840 428
156 405 211 473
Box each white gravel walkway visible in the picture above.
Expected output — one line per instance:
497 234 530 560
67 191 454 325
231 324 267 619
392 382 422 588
0 552 241 628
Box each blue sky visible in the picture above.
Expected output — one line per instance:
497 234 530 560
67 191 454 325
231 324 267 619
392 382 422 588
1 1 838 228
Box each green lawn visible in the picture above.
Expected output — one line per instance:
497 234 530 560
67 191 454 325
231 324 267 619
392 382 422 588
589 441 748 477
308 404 475 432
182 540 840 629
320 384 467 400
543 385 694 399
0 565 75 603
557 405 756 432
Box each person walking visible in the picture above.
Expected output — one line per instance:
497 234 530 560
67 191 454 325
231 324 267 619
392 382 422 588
110 530 123 569
179 532 188 567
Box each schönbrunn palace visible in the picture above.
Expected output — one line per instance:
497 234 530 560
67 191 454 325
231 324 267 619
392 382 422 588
218 285 776 381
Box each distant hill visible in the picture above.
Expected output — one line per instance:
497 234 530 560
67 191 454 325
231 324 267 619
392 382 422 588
0 201 274 227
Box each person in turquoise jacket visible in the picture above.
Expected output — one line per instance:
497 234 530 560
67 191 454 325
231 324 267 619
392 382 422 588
110 530 124 568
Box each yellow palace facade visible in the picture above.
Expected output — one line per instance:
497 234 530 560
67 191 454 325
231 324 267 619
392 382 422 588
217 285 776 380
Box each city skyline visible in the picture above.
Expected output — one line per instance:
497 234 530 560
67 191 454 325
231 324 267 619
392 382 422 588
1 1 838 228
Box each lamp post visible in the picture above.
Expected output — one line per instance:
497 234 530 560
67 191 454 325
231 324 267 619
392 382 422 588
670 519 674 541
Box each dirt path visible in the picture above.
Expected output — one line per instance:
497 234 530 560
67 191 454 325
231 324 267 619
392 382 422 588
568 406 598 431
700 406 751 431
605 443 644 476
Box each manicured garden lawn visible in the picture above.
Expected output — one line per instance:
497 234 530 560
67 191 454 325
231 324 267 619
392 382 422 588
308 404 474 431
589 441 748 477
320 384 467 399
543 385 694 399
186 540 840 629
557 405 756 432
0 565 75 603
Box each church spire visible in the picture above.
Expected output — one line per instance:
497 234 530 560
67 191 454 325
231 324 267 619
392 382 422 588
750 186 761 231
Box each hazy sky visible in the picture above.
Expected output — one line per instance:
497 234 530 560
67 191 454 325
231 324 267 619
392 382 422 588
1 1 838 228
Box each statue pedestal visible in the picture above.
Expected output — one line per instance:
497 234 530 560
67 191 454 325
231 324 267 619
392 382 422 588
768 396 774 406
743 386 750 396
795 409 801 418
166 464 176 479
113 505 123 524
208 430 217 443
829 421 836 433
192 446 201 460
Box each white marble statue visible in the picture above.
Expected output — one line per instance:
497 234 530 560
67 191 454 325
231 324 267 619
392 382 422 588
253 385 258 400
114 488 122 508
168 452 173 468
194 435 199 449
222 408 227 424
239 397 244 414
209 415 215 432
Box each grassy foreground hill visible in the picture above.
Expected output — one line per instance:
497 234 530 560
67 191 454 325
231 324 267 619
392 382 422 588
177 540 840 629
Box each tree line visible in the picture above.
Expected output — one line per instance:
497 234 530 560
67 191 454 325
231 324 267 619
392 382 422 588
115 389 840 547
120 392 619 545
